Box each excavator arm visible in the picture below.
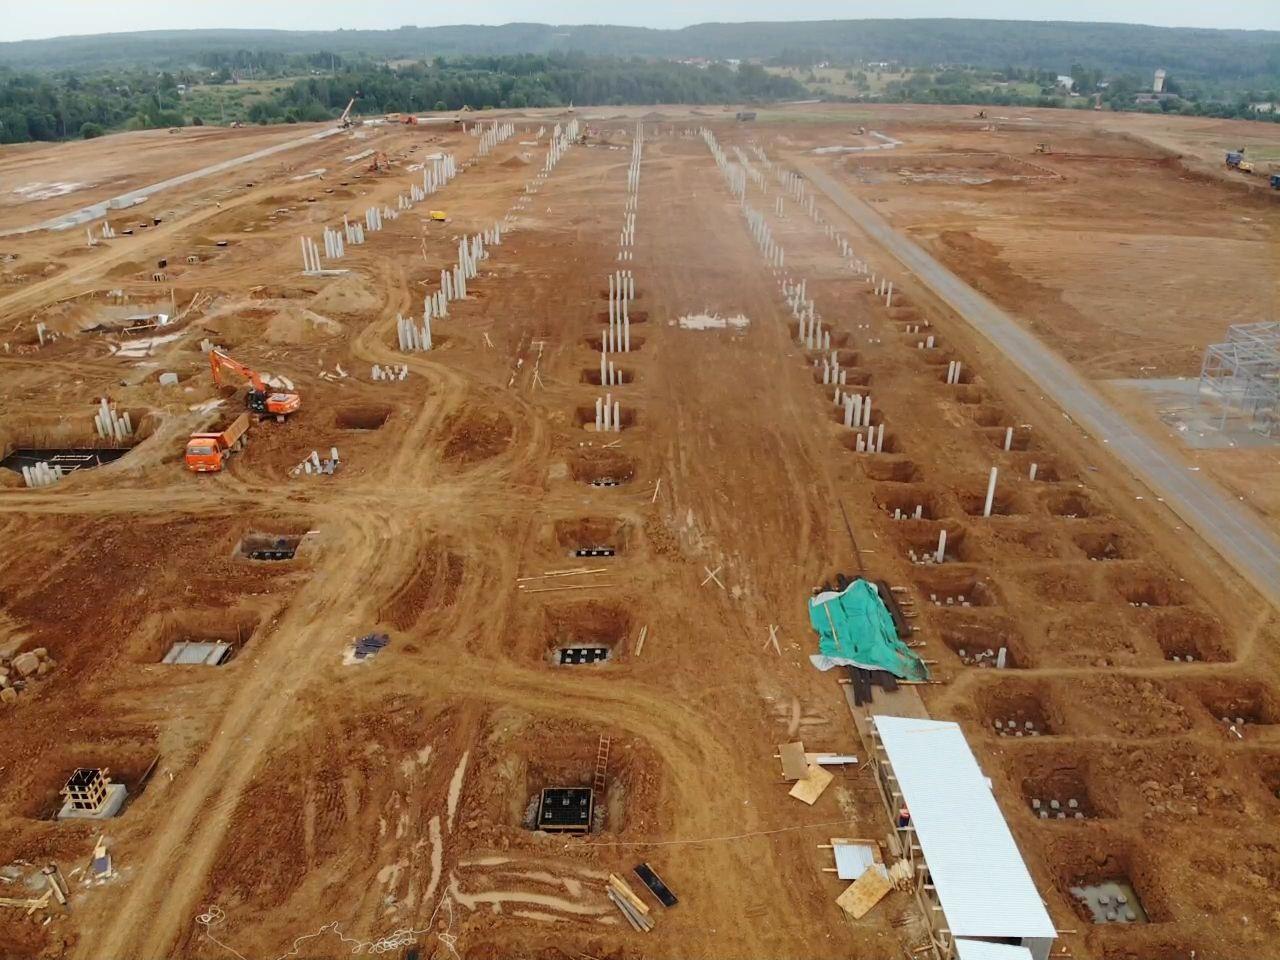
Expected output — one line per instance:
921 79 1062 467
209 350 267 393
208 349 300 419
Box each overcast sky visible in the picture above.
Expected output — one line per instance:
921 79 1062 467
6 0 1280 41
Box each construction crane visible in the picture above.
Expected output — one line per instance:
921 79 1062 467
209 349 300 420
338 96 360 129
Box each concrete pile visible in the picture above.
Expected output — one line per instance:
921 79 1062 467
371 363 409 381
93 398 133 441
21 461 62 488
290 447 341 478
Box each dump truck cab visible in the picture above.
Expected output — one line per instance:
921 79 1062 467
184 412 250 473
184 435 226 472
1271 173 1280 189
1226 151 1243 167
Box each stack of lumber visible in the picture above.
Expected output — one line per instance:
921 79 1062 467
606 873 653 931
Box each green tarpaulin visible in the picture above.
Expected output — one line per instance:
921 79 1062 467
807 579 929 680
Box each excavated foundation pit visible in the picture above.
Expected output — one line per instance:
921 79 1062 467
963 404 1010 428
959 486 1026 517
584 334 645 352
595 309 649 324
938 612 1029 668
830 396 883 425
19 738 160 820
940 365 976 385
580 367 634 385
873 485 945 521
334 404 391 431
1039 609 1149 667
986 525 1066 559
978 682 1062 736
861 458 920 483
912 567 1001 608
553 516 630 559
1013 750 1108 820
1 408 156 478
1108 568 1188 607
892 523 982 564
0 447 131 475
135 609 263 665
569 451 637 487
1145 608 1230 663
841 431 899 454
542 600 633 667
1253 753 1280 804
983 425 1035 451
237 531 306 561
1045 490 1102 519
1056 844 1163 925
1010 454 1064 483
1097 935 1218 960
1073 530 1136 561
1194 679 1280 729
574 405 639 431
512 735 644 834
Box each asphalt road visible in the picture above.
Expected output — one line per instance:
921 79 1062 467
798 160 1280 606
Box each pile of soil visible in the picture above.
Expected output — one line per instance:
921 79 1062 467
308 275 381 316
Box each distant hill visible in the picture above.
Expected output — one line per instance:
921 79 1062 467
1 19 1278 91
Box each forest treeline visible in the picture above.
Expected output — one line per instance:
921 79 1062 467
1 19 1277 95
0 55 804 143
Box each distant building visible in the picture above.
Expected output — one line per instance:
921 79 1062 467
176 83 187 95
1056 75 1074 91
1251 102 1277 114
1153 68 1167 93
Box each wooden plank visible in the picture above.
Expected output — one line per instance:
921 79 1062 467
778 741 809 781
606 890 644 931
788 763 834 805
836 867 893 919
608 874 650 916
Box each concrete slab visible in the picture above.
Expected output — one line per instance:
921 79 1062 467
1108 377 1279 450
57 782 126 820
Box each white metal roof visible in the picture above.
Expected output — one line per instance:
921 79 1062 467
955 941 1034 960
873 715 1056 940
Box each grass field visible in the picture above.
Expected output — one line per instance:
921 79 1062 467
768 65 1045 101
180 78 306 125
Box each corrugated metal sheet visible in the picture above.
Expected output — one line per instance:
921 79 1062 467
873 715 1056 940
832 841 886 881
162 641 231 665
955 940 1034 960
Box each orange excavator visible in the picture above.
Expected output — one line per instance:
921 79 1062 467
209 349 301 420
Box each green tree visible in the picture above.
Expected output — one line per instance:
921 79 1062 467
80 120 103 138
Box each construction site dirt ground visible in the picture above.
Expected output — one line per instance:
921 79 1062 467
0 103 1277 960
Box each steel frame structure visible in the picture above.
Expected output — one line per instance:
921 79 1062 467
1199 322 1280 436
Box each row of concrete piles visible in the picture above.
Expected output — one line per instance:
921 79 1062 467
299 153 459 275
475 120 516 157
594 123 645 429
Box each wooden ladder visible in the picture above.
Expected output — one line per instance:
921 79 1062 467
593 735 611 795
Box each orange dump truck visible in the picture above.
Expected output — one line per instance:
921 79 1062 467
185 412 250 473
